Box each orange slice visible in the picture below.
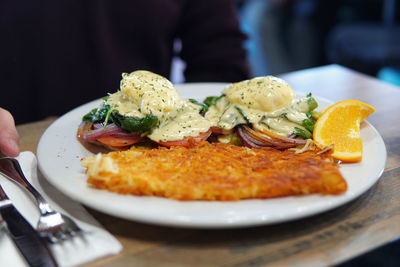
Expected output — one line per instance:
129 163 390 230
313 100 375 162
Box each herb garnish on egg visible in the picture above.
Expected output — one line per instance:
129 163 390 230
203 76 319 148
77 70 211 149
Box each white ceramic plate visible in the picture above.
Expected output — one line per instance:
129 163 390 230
37 83 387 228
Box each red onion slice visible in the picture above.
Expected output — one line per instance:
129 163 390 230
236 125 307 149
77 122 141 142
236 127 263 148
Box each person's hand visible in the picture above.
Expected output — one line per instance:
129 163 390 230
0 108 19 157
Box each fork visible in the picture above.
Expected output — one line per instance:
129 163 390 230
0 157 83 243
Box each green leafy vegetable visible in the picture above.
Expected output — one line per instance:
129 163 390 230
311 110 322 120
82 108 103 122
235 106 250 124
301 112 316 132
103 107 114 128
114 113 158 133
204 95 224 107
189 98 209 113
82 98 111 123
306 93 318 111
82 106 110 122
81 97 158 134
294 127 312 139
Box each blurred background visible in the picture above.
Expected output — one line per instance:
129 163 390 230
237 0 400 83
2 0 400 124
173 0 400 85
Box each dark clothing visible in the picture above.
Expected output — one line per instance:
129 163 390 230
0 0 249 124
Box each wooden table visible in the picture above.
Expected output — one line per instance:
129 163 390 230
17 65 400 266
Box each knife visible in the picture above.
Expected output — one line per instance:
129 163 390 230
0 183 58 267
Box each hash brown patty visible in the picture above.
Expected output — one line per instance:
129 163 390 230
81 142 347 201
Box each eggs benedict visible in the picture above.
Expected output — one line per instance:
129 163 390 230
77 71 318 150
77 70 211 149
204 75 318 148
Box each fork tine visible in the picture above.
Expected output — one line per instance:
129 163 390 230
46 233 60 244
40 215 85 244
63 227 78 237
58 231 68 241
0 157 85 243
54 231 69 243
62 214 83 232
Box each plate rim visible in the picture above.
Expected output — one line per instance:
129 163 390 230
36 83 387 228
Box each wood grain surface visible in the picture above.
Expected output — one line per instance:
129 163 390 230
16 65 400 266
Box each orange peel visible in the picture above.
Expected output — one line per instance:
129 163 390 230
313 100 375 162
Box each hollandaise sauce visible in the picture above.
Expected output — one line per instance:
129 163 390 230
205 76 317 139
105 70 211 142
80 71 317 150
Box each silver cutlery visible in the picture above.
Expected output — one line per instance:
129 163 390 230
0 183 58 267
0 157 82 243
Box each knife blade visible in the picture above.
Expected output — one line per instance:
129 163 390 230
0 184 58 267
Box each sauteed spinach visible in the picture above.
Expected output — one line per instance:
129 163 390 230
82 97 158 134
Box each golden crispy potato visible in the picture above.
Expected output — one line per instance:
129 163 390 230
81 142 347 201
